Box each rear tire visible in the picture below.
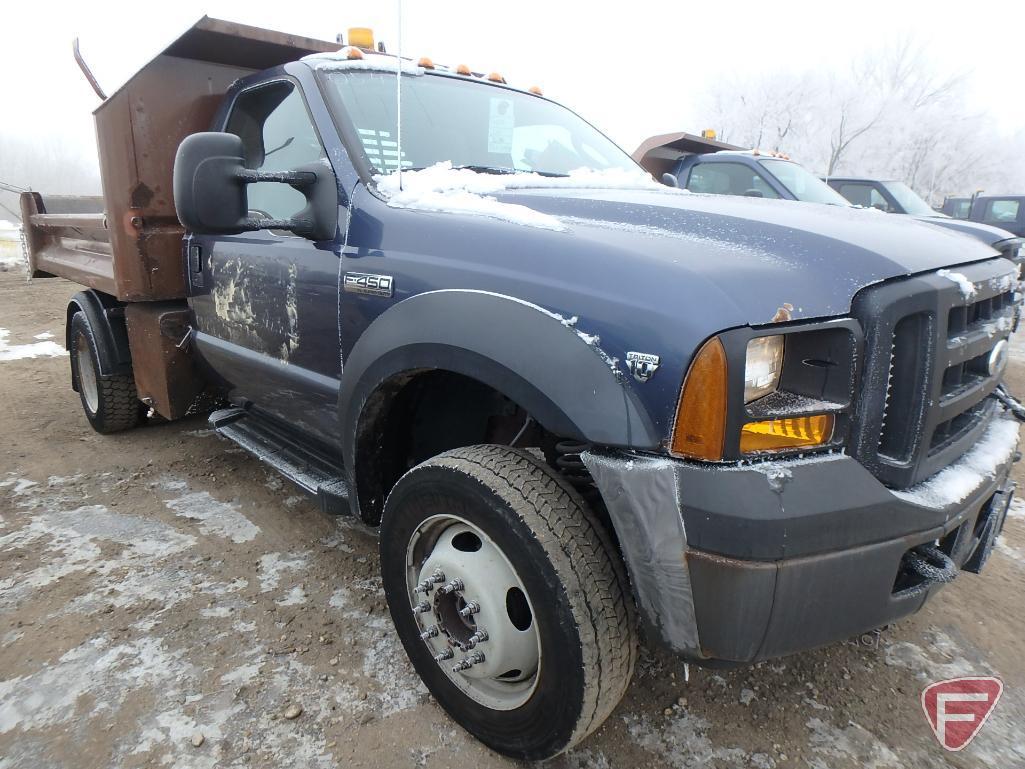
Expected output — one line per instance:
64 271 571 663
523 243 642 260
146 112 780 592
380 444 636 760
69 311 140 434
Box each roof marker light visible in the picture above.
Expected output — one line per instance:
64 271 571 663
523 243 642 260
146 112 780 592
529 85 543 95
456 63 472 75
487 72 506 83
347 27 375 49
343 46 364 60
417 56 435 69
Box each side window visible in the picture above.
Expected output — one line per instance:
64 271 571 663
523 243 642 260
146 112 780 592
950 200 970 219
985 199 1020 223
225 81 327 221
838 183 890 211
686 162 780 198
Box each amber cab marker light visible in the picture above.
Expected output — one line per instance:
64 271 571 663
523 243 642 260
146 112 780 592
670 337 728 461
740 414 834 454
347 27 375 50
456 63 472 75
344 46 364 60
529 85 543 95
417 56 435 69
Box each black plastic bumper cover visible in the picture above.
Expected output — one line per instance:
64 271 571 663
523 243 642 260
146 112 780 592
583 414 1019 664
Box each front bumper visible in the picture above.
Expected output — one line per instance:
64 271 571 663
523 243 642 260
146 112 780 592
583 414 1019 664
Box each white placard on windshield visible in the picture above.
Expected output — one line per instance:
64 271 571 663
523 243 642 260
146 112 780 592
488 98 515 155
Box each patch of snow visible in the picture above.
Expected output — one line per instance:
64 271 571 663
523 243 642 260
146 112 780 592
163 490 260 544
275 585 307 606
373 162 670 231
1006 497 1025 520
805 717 901 769
258 553 307 593
937 269 977 300
996 535 1025 566
624 710 774 768
891 416 1019 507
0 328 66 362
32 331 54 340
302 48 424 74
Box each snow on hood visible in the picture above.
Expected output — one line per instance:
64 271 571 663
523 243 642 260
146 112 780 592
372 162 672 230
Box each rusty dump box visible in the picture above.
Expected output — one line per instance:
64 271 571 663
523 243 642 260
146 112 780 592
23 16 336 301
21 17 337 418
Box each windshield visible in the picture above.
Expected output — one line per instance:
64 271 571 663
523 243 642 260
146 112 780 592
319 71 639 178
758 160 849 206
882 181 939 216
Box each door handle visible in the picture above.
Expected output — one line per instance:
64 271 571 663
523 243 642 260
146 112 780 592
188 242 204 288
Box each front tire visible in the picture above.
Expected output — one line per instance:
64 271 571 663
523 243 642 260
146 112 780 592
69 311 140 434
380 445 636 760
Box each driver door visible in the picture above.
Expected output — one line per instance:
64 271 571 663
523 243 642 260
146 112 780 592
189 78 344 448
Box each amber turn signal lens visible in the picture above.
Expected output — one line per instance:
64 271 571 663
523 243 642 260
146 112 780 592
740 414 834 454
670 337 728 460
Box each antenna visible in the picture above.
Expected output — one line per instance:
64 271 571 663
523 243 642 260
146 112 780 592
395 0 403 191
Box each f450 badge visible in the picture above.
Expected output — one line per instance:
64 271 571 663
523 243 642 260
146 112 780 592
626 352 660 383
344 272 393 297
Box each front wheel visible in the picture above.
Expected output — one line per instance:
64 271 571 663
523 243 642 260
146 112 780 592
380 445 636 760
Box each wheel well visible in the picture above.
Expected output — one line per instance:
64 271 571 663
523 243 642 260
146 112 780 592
353 370 579 526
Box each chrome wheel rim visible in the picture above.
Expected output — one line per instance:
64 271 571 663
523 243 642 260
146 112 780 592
405 514 541 710
76 333 99 414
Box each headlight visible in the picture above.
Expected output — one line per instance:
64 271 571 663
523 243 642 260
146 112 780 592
744 335 784 403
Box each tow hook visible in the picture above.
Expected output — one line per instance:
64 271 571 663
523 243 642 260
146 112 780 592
994 385 1025 422
903 544 958 587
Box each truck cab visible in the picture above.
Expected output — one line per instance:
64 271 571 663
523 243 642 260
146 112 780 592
21 20 1024 760
969 195 1025 237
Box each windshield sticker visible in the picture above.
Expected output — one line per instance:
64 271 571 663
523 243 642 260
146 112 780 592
487 98 515 155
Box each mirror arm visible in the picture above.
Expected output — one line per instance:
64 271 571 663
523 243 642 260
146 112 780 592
234 169 319 190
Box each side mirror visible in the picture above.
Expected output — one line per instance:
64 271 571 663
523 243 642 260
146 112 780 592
173 132 338 241
661 172 679 188
743 189 764 198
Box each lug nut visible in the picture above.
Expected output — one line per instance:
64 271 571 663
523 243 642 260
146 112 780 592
463 628 489 649
438 579 464 595
420 625 440 641
452 651 486 673
414 571 446 595
433 649 454 662
412 601 430 615
458 601 480 618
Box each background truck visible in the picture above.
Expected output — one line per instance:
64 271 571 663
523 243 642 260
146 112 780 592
635 136 1023 264
21 17 1023 760
963 194 1025 237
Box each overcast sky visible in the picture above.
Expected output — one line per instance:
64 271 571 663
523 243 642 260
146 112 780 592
3 0 1024 180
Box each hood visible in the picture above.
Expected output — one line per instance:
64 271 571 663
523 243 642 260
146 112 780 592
491 187 1003 324
910 213 1016 246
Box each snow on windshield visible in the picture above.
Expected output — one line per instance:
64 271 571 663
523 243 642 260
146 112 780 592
373 162 670 230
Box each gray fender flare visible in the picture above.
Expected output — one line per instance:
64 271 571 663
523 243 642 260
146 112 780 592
339 289 660 478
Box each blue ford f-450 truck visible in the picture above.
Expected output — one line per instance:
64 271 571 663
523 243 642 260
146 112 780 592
21 18 1022 760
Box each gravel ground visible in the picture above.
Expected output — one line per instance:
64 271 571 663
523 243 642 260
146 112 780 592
1 269 1024 769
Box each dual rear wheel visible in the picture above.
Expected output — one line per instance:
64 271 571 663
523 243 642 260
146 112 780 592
68 311 141 434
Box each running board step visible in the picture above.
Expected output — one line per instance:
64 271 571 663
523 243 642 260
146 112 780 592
209 408 351 515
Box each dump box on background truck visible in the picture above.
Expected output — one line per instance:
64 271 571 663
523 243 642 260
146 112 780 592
21 17 1024 760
